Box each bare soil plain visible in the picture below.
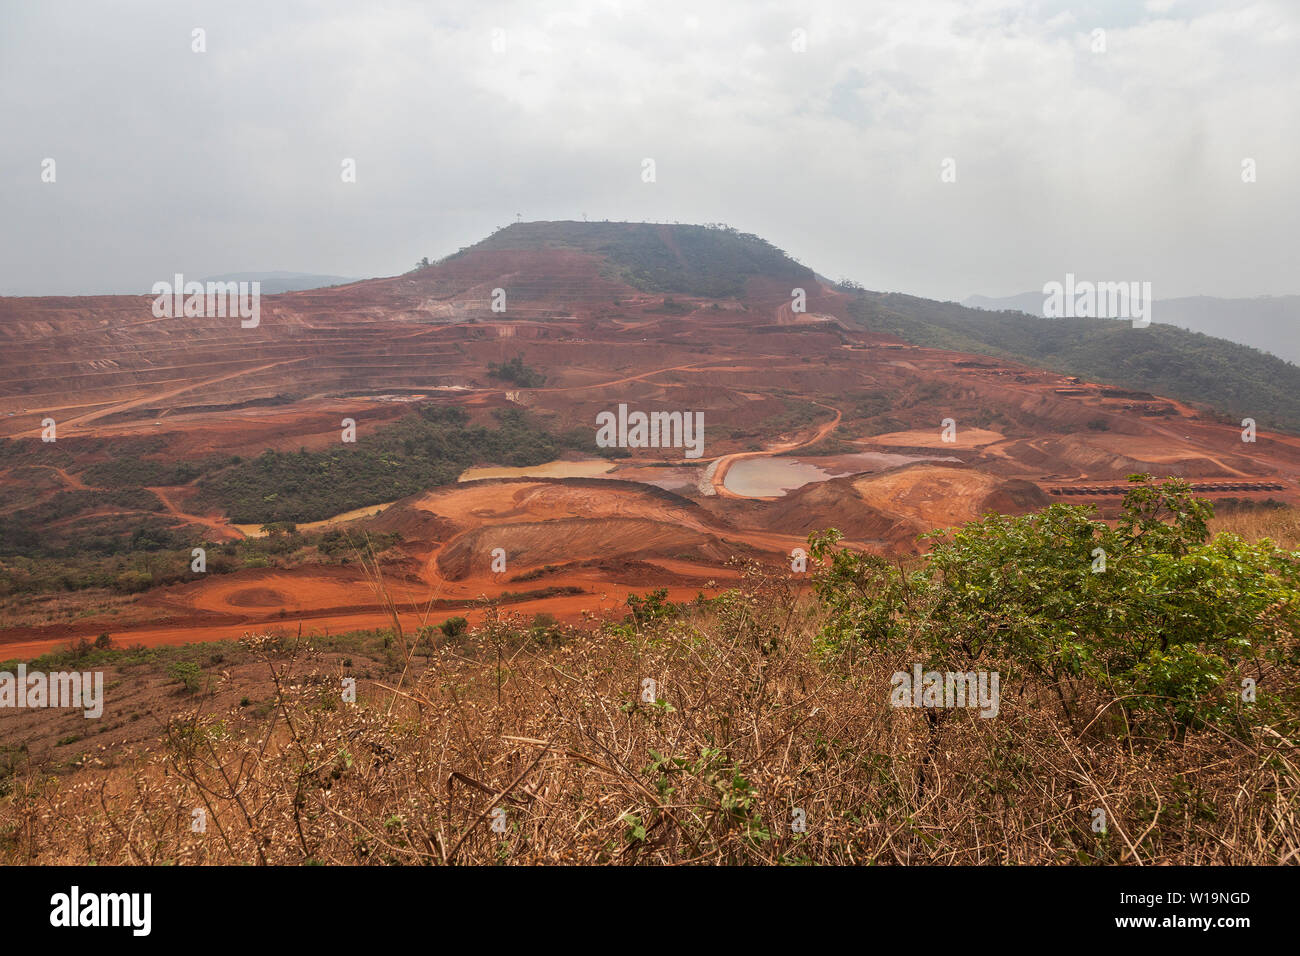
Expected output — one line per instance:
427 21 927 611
3 226 1299 658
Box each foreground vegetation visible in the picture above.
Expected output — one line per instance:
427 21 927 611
1 481 1295 864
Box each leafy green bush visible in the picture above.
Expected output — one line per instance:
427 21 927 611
624 588 682 627
809 475 1300 737
487 356 546 387
114 569 154 593
440 616 469 639
167 661 204 695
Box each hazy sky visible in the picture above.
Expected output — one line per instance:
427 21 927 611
2 0 1297 300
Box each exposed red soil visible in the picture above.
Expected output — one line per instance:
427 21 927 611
148 485 245 541
3 242 1297 656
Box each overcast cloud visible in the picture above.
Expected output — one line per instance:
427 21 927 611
1 0 1297 300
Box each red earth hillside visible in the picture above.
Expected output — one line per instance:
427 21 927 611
2 221 1297 656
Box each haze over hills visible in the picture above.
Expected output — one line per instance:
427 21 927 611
197 271 359 294
964 291 1300 365
2 220 1298 661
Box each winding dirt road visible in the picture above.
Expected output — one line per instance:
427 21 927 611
148 486 245 541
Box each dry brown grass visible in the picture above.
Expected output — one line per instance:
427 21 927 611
0 588 137 630
1 563 1296 866
1210 504 1300 551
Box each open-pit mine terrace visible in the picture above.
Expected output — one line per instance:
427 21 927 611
2 241 1298 656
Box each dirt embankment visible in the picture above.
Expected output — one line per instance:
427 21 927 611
3 241 1297 657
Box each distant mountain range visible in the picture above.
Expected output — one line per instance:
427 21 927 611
198 271 357 294
964 292 1300 365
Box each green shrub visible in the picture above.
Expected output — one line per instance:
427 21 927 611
487 356 546 387
809 475 1300 737
440 616 469 639
114 569 154 593
168 661 204 695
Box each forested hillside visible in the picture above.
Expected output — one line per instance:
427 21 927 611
850 292 1300 433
